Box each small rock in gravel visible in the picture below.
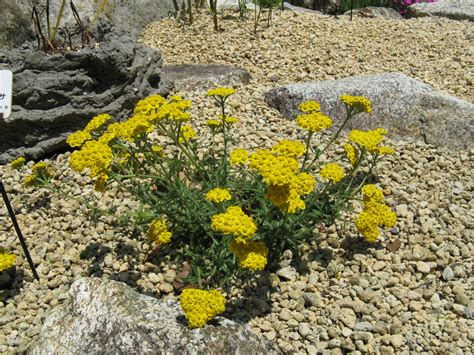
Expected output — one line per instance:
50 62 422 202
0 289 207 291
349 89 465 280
298 323 311 337
390 334 405 348
339 308 357 329
416 261 431 273
354 321 373 332
442 265 455 281
276 266 297 281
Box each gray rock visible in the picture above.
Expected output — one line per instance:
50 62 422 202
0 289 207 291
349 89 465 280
288 0 341 13
217 0 256 10
344 7 403 19
407 0 474 21
0 0 35 48
161 64 251 92
28 277 271 354
264 73 474 150
442 265 455 281
284 3 323 13
0 33 167 163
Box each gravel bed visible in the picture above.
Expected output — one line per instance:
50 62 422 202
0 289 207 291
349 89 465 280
1 10 473 353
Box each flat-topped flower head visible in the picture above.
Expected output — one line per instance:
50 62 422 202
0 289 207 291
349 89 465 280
180 289 226 328
69 140 113 177
211 206 257 243
206 119 222 129
348 128 390 153
272 139 306 158
207 87 236 98
0 252 16 271
147 219 172 245
84 113 112 133
10 157 26 170
296 112 333 133
230 240 268 271
179 125 197 143
298 100 321 113
229 148 249 166
67 130 91 148
340 95 372 113
362 184 384 204
320 163 345 183
205 188 232 203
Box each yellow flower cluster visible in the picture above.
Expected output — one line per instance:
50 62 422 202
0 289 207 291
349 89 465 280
340 95 372 113
134 95 166 116
69 140 113 177
230 240 268 271
84 113 112 133
211 206 257 243
319 163 345 183
207 87 235 98
296 112 333 133
343 143 358 166
152 145 164 155
250 149 299 186
355 184 397 243
10 157 26 170
348 128 394 154
66 130 92 148
206 119 222 128
0 253 16 271
298 100 321 113
23 162 54 186
180 288 226 328
146 219 172 245
271 140 306 158
229 148 249 166
205 188 232 203
265 172 315 213
224 116 238 124
179 125 197 143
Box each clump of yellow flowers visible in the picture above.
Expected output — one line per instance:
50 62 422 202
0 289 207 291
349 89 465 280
180 288 226 328
15 89 397 328
0 252 16 272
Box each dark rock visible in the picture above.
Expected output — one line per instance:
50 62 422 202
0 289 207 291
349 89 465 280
161 64 251 92
28 277 272 354
344 6 403 19
0 33 167 163
289 0 342 13
264 73 474 150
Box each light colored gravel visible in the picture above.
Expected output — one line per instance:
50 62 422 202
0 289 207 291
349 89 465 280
1 10 473 353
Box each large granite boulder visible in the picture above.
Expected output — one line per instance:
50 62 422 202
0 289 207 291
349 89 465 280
407 0 474 21
28 277 271 354
0 33 167 164
344 6 403 19
0 0 35 48
265 73 474 150
161 64 251 92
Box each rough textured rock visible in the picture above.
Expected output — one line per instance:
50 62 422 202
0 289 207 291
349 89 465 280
161 64 251 92
407 0 474 21
28 277 271 354
0 33 166 163
0 0 188 48
289 0 342 13
265 73 474 150
344 6 403 19
0 0 35 48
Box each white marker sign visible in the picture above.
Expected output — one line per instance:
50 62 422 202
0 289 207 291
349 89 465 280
0 70 13 119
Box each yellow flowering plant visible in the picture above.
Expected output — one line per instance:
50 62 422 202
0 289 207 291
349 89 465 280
21 89 397 328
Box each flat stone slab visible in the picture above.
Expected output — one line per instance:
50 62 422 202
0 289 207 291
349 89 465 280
408 0 474 21
265 73 474 150
28 277 272 354
161 64 251 92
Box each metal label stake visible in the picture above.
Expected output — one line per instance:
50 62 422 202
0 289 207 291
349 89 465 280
1 70 39 280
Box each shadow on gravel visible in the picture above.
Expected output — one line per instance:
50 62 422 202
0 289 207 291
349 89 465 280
0 267 26 302
223 272 276 324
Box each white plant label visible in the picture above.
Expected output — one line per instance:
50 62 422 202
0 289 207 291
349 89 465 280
0 70 13 119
